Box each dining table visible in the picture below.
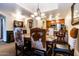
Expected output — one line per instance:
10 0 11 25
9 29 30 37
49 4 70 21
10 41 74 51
23 33 57 55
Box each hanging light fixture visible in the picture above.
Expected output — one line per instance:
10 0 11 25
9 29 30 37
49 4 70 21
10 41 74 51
31 3 46 20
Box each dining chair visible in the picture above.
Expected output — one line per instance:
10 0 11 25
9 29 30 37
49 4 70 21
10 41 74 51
14 27 28 56
52 29 72 56
30 28 47 56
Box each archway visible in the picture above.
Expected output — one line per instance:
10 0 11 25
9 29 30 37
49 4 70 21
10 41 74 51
0 14 6 42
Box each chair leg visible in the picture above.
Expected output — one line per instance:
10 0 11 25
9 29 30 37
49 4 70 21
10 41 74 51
16 49 18 56
21 47 25 56
15 44 18 56
54 52 56 56
15 46 18 56
15 46 25 56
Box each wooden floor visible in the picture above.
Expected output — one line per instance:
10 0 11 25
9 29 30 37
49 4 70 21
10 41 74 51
0 41 6 45
0 42 15 56
0 42 67 56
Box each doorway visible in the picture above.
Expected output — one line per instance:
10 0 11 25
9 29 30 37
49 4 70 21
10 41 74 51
0 14 6 42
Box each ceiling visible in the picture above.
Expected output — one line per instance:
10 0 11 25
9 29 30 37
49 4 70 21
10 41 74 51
17 3 58 13
0 3 72 18
45 3 72 18
0 3 31 17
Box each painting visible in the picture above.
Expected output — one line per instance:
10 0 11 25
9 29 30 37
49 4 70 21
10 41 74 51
71 3 79 25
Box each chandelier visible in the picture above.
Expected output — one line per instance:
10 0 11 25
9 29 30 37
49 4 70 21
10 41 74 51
31 4 46 20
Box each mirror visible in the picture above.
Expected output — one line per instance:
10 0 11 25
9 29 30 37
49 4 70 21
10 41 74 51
71 3 79 25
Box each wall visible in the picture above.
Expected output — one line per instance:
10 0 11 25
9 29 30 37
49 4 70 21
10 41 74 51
6 16 14 31
0 11 22 42
0 12 14 31
0 11 29 42
24 18 46 34
36 19 46 29
65 11 79 56
0 12 7 41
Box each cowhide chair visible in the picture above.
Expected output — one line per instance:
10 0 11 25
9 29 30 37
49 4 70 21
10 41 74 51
14 27 25 56
30 28 47 56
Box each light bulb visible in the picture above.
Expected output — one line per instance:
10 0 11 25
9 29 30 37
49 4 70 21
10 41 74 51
31 14 34 18
34 12 38 16
49 14 53 20
36 16 41 20
41 13 45 17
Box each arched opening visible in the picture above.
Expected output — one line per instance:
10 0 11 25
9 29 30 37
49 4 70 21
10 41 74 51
0 14 6 42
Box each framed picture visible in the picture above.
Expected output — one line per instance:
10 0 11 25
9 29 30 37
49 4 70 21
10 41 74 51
71 3 79 25
14 20 23 27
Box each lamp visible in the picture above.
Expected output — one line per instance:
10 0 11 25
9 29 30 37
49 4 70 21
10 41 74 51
31 4 46 20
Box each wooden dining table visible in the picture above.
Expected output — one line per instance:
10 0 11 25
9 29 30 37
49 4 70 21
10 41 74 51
23 33 57 55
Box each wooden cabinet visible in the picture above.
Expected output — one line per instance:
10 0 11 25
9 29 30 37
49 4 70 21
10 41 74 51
46 20 56 30
46 19 65 30
6 31 14 43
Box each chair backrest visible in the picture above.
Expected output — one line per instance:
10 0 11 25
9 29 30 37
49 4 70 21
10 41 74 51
55 29 68 44
30 28 46 50
54 30 70 50
14 27 24 46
